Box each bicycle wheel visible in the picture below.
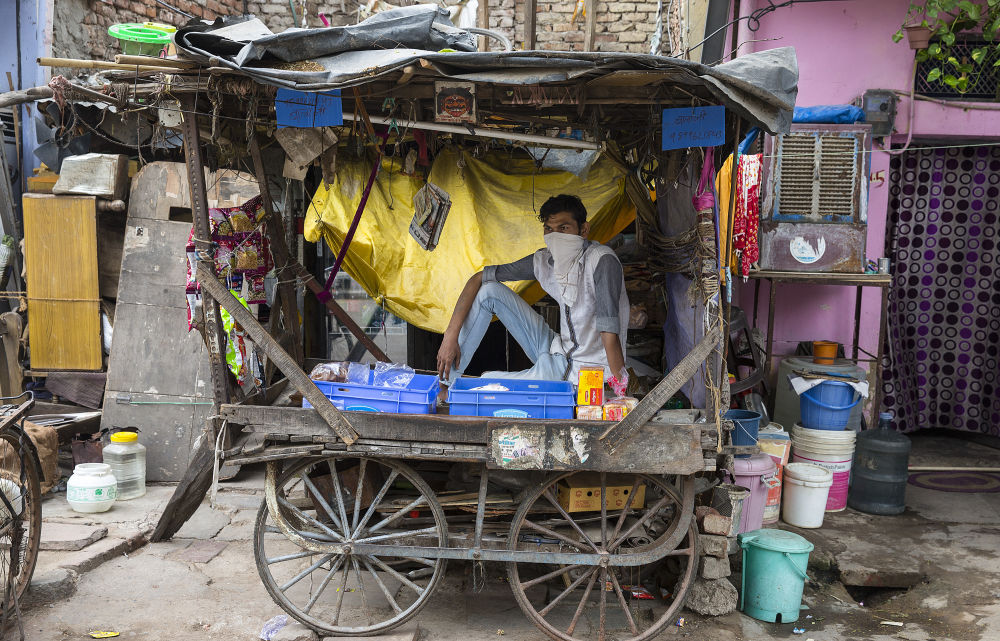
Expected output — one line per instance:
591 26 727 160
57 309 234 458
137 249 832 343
0 428 41 608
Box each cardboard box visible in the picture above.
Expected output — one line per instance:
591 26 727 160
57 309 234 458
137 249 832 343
53 153 129 199
577 367 604 406
557 473 646 512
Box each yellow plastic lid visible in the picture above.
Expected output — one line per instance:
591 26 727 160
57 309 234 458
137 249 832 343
110 431 138 443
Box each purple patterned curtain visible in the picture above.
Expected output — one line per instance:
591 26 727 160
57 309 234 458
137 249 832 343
884 146 1000 435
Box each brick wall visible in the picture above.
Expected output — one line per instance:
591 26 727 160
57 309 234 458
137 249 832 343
489 0 683 53
52 0 681 61
53 0 356 61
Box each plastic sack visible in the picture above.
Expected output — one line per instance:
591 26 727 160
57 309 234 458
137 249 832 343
373 362 415 388
309 361 349 382
347 361 370 385
792 105 865 124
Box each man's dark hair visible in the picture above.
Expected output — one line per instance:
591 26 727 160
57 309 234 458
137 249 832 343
538 194 587 227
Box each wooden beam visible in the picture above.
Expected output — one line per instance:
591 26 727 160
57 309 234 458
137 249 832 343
181 96 232 408
197 264 359 445
478 0 490 51
151 102 236 542
0 85 53 109
290 262 390 362
599 326 722 453
248 138 303 367
151 419 219 542
524 0 537 50
584 0 596 51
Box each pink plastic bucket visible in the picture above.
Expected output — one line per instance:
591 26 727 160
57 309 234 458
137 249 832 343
728 453 777 532
790 450 853 511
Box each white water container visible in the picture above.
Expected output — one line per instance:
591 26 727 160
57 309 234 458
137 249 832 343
782 463 833 528
67 463 117 513
103 431 146 500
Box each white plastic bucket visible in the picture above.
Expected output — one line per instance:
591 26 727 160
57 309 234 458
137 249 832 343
782 463 833 528
791 424 855 512
791 423 857 443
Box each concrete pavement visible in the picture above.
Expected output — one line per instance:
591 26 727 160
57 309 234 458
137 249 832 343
19 432 1000 640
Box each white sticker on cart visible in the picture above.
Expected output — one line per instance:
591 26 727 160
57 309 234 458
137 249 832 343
570 428 590 464
497 427 538 464
789 236 826 264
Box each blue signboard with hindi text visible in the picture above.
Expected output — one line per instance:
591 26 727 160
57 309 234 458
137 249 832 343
275 89 343 128
661 106 725 150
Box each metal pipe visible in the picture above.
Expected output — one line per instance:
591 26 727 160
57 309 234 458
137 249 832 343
344 113 601 150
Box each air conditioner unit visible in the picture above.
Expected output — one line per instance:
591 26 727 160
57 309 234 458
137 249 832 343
759 124 872 273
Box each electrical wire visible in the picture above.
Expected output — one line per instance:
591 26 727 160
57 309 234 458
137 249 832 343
155 0 196 20
687 0 846 60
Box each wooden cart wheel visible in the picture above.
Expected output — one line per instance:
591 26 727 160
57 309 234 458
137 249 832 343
506 473 696 641
254 456 448 636
0 429 41 615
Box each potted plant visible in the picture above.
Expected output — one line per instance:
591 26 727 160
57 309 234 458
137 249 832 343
893 0 1000 94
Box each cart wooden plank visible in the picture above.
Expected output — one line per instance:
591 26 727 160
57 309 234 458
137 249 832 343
488 420 703 474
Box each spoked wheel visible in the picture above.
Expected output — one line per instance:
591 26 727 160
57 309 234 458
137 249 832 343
507 472 696 641
0 429 41 615
254 456 448 636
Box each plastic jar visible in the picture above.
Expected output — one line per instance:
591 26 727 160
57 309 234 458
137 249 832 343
103 431 146 500
67 463 117 513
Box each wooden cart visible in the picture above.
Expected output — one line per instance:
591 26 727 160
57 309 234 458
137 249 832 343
219 404 724 640
125 35 794 641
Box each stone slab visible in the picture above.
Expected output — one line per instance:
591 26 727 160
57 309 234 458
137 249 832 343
701 514 733 536
323 627 418 641
837 555 925 588
174 503 231 540
214 521 254 542
55 533 146 574
272 621 319 641
39 523 108 551
684 576 738 616
24 567 76 607
700 555 731 579
170 539 228 563
699 534 728 558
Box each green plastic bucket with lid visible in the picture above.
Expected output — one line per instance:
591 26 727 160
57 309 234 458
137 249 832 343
738 529 814 623
108 23 174 56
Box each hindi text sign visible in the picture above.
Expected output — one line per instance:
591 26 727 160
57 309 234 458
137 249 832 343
661 106 725 150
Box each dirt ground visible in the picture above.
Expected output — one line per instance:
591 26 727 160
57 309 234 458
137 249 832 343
19 431 1000 641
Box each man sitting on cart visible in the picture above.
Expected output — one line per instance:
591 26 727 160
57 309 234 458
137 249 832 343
437 194 629 394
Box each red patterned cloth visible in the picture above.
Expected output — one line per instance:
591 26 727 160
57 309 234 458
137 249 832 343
732 154 762 276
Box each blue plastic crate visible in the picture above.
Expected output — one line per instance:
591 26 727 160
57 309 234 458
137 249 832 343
447 378 575 419
304 371 440 414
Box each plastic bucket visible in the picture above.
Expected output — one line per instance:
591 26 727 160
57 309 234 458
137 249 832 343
711 484 750 538
800 381 860 430
739 529 814 623
782 463 833 528
726 409 762 455
791 424 855 511
812 340 839 365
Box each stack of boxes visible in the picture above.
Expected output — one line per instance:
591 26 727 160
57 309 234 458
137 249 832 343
574 367 638 420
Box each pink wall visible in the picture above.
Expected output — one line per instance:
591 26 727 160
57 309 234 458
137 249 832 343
733 0 1000 414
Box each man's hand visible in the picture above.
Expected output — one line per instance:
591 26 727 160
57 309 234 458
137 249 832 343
437 333 462 380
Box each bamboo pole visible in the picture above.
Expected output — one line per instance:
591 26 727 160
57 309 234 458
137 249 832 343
114 54 201 69
37 57 184 73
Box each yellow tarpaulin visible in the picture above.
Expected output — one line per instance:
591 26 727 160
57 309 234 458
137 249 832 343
304 147 636 333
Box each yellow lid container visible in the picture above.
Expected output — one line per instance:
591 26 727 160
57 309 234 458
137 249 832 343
110 431 138 443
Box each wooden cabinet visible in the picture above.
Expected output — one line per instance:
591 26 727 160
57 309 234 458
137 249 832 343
23 194 102 370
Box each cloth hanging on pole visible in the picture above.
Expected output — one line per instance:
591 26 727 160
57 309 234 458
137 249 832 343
304 147 635 333
731 153 762 276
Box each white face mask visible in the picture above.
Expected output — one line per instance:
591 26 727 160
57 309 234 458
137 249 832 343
544 232 586 304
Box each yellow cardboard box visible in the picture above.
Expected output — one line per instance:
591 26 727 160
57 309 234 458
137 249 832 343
557 473 646 512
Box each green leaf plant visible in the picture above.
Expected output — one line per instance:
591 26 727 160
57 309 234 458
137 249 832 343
893 0 1000 94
